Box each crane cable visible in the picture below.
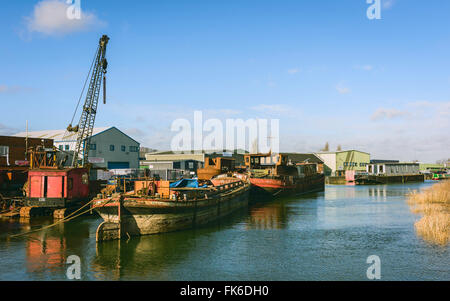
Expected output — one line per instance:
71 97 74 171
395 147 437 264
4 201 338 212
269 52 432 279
63 45 100 142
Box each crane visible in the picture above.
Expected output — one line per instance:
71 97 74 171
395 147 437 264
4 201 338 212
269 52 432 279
19 35 111 218
67 34 110 168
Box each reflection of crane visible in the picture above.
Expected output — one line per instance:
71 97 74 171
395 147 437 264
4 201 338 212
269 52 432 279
67 35 109 168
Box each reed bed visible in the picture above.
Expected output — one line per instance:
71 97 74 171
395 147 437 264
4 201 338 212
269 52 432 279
407 180 450 245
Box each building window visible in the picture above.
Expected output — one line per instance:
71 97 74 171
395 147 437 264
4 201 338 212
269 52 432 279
59 145 63 151
129 146 138 152
121 145 126 152
110 145 115 151
65 145 70 151
90 144 96 150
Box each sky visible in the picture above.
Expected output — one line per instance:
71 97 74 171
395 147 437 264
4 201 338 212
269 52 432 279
0 0 449 162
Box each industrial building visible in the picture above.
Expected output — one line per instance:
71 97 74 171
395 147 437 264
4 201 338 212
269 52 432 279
140 150 248 180
316 150 370 176
14 127 140 171
1 135 54 193
0 135 54 167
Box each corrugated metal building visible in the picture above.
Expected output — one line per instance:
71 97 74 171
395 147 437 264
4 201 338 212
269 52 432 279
316 150 371 176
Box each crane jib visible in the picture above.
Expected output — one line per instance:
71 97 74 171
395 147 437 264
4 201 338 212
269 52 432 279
70 35 110 168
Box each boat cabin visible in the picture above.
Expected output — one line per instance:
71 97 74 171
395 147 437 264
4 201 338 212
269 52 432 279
197 157 235 180
27 168 89 207
367 162 420 176
244 153 285 169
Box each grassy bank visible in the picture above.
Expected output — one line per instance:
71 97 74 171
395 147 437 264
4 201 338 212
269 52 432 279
407 180 450 245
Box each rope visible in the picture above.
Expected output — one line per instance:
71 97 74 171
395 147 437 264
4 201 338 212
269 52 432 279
9 197 114 239
62 45 100 143
70 45 99 126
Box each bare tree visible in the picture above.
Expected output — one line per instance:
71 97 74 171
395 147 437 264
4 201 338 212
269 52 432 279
337 145 342 151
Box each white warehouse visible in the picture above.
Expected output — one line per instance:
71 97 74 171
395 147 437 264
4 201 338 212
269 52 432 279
14 127 140 170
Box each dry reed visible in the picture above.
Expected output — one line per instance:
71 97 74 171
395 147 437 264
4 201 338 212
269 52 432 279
407 180 450 245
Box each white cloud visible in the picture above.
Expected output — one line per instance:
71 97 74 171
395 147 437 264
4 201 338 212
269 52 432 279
25 0 104 36
371 108 408 121
287 68 300 74
354 64 373 71
336 83 351 94
251 104 290 113
383 0 396 9
0 123 19 136
0 84 32 94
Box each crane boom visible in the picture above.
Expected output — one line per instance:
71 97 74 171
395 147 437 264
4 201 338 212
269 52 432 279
69 35 109 168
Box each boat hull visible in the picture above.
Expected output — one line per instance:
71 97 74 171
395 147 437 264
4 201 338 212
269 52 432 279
94 183 250 240
249 174 325 200
355 174 425 184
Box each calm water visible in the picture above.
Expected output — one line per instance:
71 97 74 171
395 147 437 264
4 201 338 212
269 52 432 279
0 182 448 281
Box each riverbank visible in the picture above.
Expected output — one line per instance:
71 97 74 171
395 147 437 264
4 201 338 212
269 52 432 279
408 180 450 245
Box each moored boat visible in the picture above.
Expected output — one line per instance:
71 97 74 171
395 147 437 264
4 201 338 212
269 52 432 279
244 153 325 199
93 177 250 241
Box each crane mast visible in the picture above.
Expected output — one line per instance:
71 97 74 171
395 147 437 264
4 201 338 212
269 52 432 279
68 35 109 168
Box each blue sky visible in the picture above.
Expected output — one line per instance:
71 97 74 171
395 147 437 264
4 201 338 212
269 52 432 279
0 0 449 162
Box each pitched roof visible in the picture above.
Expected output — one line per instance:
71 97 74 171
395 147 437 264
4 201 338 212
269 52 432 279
13 127 111 141
280 153 324 164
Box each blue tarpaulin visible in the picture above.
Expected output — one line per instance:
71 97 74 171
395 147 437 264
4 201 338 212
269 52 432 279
169 178 208 188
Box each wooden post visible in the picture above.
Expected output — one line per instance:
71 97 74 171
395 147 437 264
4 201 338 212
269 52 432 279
118 196 123 240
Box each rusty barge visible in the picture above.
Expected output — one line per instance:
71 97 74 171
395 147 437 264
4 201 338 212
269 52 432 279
93 177 250 241
244 153 325 199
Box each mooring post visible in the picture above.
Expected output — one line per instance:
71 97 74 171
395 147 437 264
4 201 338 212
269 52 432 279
118 195 123 240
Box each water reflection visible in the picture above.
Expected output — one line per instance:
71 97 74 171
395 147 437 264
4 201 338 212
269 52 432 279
325 184 417 202
248 203 287 230
19 218 90 278
92 208 251 280
0 182 447 281
247 193 321 230
26 235 66 274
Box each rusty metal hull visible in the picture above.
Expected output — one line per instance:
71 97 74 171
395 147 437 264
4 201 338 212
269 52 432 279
249 173 325 200
94 183 250 240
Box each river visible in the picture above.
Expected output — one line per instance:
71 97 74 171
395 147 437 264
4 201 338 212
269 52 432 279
0 182 448 281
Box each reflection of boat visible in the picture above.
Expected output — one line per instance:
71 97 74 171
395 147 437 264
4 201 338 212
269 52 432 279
248 203 287 230
244 153 325 199
93 233 193 279
93 177 250 241
92 205 251 279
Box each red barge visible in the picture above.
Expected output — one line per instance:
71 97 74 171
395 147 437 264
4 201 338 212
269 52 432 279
244 153 325 199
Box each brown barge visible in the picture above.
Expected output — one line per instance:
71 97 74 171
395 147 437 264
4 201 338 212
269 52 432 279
93 177 250 241
244 153 325 199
